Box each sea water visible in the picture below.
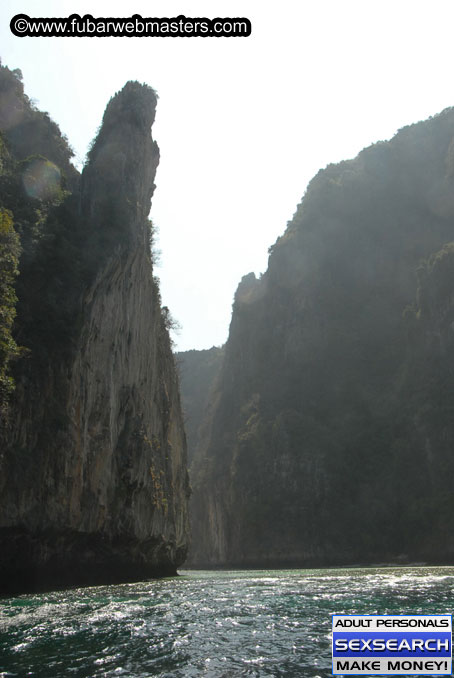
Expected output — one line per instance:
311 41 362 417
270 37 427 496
1 566 453 677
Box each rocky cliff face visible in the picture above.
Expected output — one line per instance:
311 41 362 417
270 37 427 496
190 107 454 568
177 347 224 465
0 67 190 593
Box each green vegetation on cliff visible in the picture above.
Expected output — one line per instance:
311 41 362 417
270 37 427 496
0 63 83 372
0 207 20 408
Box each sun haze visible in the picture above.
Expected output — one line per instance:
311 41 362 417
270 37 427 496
1 0 454 350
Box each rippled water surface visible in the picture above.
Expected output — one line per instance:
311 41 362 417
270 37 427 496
1 566 454 677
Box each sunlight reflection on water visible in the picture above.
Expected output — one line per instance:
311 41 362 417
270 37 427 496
1 566 453 677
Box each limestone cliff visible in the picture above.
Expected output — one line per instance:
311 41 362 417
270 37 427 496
177 347 224 465
0 67 190 593
190 107 454 567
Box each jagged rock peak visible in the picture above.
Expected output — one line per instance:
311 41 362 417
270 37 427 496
81 80 160 248
92 81 158 143
234 272 266 307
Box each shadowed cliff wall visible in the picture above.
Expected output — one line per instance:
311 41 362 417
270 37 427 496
189 107 454 568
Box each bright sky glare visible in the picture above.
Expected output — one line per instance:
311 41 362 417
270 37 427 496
1 0 454 350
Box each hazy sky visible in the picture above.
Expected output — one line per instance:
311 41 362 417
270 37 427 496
1 0 454 350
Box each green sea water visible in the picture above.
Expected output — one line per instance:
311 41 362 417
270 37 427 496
0 566 453 677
